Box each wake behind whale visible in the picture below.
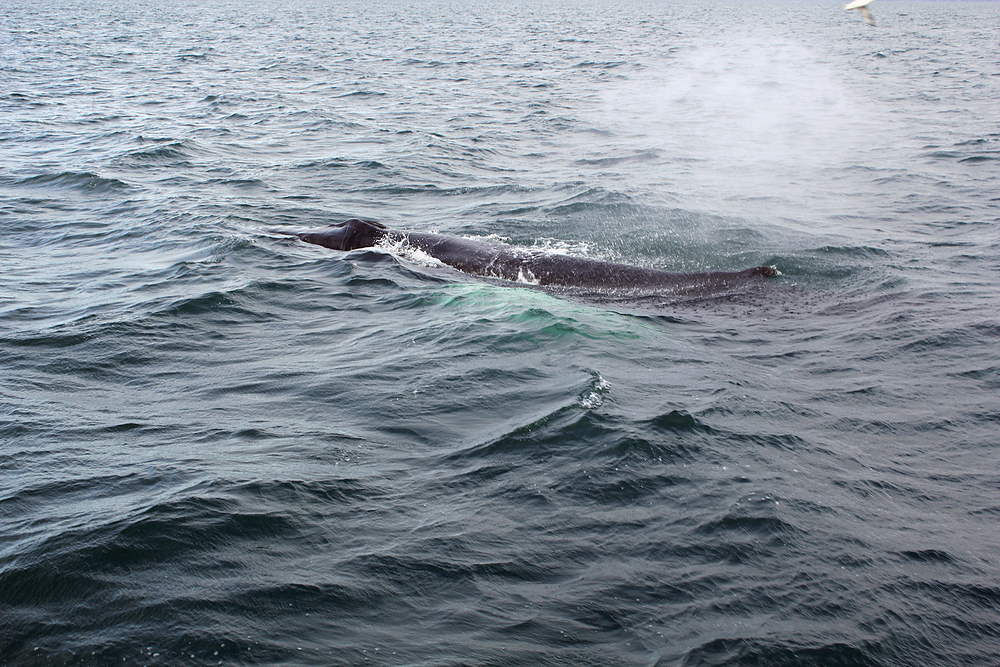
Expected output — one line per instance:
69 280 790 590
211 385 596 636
273 218 778 298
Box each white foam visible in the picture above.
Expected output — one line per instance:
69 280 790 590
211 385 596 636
515 266 540 285
578 373 612 409
375 236 448 269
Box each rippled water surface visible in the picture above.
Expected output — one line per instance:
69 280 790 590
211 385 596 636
2 1 999 665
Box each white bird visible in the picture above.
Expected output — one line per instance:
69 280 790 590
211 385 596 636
845 0 876 27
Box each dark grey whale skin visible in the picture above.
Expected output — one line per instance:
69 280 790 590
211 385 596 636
279 218 778 293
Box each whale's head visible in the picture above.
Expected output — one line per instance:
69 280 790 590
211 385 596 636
299 218 388 251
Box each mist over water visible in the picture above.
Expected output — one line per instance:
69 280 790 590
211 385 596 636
2 1 1000 666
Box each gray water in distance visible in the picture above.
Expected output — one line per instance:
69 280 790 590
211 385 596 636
2 0 999 665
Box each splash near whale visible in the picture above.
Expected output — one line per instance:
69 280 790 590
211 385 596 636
275 218 778 296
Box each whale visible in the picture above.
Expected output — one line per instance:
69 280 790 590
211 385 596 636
274 218 778 295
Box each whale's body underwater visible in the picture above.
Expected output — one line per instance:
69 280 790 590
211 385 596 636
276 218 778 296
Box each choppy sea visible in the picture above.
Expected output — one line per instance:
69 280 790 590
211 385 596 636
2 1 999 665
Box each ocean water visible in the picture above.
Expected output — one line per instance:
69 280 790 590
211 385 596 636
2 0 999 665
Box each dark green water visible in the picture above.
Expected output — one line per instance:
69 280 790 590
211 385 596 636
2 1 999 665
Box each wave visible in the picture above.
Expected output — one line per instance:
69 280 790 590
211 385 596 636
11 171 131 194
575 151 661 168
1 92 46 107
678 639 884 667
574 60 629 69
201 177 269 189
292 157 395 172
438 402 716 481
119 141 193 163
336 89 387 99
